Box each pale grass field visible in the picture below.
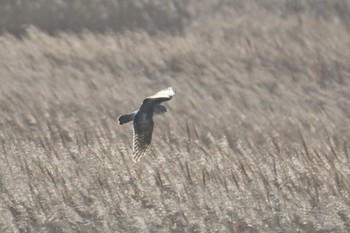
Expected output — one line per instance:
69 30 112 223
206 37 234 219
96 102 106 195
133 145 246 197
0 1 350 232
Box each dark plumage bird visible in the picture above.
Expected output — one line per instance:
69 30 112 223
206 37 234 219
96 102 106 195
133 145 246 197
118 87 176 162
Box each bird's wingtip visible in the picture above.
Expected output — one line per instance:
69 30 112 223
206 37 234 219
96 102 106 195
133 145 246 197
167 87 176 96
146 87 176 99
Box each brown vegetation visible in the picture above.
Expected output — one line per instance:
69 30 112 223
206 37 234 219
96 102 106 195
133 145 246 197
0 0 350 232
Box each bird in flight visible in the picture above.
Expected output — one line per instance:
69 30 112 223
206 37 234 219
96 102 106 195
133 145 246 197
118 87 176 162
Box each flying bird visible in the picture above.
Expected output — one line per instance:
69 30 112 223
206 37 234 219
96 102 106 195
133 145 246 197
118 87 176 162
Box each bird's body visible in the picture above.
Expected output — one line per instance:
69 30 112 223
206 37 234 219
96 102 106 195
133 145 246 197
118 104 167 125
118 87 176 161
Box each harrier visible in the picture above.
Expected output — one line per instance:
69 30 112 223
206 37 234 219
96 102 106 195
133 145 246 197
118 87 176 162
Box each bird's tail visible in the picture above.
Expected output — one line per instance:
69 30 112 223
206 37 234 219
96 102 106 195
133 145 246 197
118 111 137 125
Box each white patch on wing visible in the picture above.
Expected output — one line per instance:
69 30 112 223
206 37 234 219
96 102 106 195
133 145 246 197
146 87 176 99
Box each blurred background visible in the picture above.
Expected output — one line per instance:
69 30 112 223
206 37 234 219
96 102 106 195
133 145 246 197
0 1 349 232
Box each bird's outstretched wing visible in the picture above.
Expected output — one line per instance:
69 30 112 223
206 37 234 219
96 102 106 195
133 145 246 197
132 111 154 162
144 87 176 102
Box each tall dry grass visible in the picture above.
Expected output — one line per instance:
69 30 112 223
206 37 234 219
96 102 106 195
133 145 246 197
0 0 350 232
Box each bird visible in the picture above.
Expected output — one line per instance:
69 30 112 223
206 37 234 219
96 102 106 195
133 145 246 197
118 87 176 162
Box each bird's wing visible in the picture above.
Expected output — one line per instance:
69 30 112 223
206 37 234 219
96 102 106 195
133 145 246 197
153 104 167 115
144 87 176 102
132 111 154 162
